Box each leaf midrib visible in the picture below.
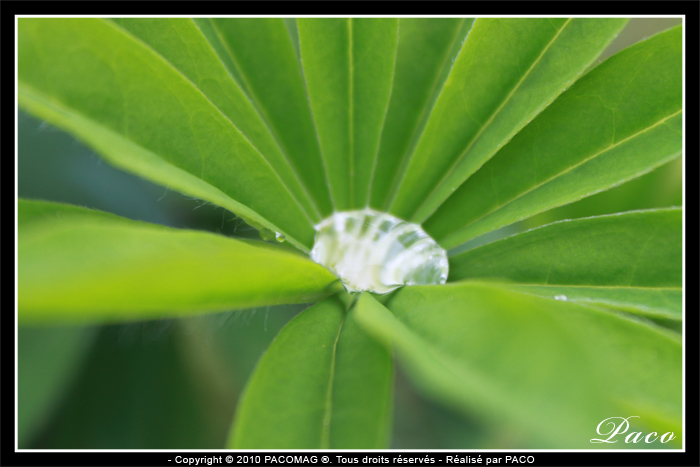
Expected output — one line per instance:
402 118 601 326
348 18 355 209
320 313 346 449
409 19 574 223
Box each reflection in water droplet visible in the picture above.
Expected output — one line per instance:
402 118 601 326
554 295 568 301
310 209 449 294
275 232 286 243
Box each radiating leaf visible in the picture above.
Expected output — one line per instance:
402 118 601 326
427 26 682 248
18 200 338 323
18 18 315 250
449 209 681 319
354 283 681 448
388 18 628 222
109 18 322 224
299 18 399 210
196 18 333 218
521 156 682 229
230 295 393 449
18 326 95 447
370 18 475 210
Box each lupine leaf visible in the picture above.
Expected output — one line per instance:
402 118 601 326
354 283 681 448
18 200 338 323
519 156 682 229
230 295 393 448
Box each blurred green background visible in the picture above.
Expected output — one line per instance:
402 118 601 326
17 18 682 449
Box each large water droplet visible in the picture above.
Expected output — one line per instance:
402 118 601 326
275 232 286 243
310 209 449 294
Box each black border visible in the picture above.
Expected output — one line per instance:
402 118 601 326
5 2 699 466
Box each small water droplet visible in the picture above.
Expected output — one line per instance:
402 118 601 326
258 228 276 241
275 232 286 243
554 295 568 301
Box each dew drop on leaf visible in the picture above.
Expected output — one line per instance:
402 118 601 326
258 228 276 242
275 232 286 243
310 208 449 294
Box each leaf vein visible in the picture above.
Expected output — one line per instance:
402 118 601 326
320 315 346 448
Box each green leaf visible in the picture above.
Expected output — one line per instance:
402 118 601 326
195 18 333 218
354 283 681 448
298 18 399 210
498 285 681 322
17 18 315 251
230 295 393 449
426 26 682 248
18 200 338 324
370 18 475 210
18 326 94 447
387 18 628 222
520 156 682 229
449 209 682 319
109 18 323 225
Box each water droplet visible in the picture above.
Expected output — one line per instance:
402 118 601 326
258 228 276 242
275 232 286 243
554 295 568 301
310 209 449 294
